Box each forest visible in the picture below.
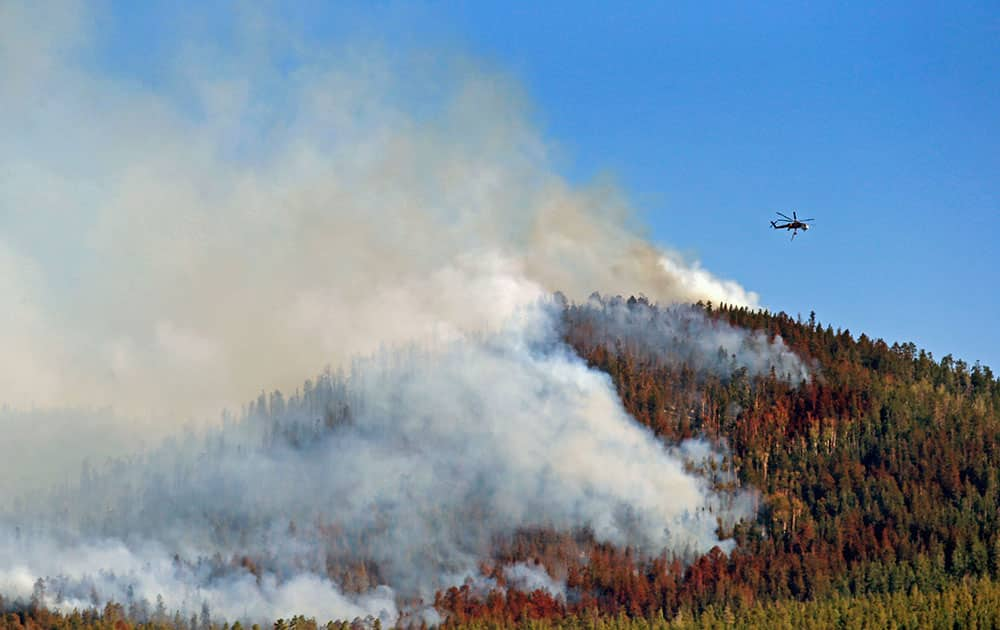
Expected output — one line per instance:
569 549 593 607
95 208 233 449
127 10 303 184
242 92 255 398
4 298 999 628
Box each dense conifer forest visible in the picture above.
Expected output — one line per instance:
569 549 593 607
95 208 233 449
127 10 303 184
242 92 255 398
5 300 999 628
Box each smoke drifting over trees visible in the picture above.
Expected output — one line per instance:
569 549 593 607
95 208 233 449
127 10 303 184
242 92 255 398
0 3 815 626
2 299 792 624
1 3 758 422
564 294 811 383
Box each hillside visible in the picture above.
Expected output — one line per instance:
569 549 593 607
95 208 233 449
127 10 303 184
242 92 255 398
3 299 999 628
431 299 1000 625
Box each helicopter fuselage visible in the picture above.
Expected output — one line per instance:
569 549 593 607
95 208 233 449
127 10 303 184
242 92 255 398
771 221 809 231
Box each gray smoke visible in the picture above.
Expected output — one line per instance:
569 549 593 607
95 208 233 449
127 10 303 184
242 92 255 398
0 406 152 502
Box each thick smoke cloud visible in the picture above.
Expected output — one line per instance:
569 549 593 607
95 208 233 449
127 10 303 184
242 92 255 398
0 3 799 625
1 2 758 422
5 301 751 623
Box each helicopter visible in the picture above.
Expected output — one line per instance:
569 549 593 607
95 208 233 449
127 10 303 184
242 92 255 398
770 211 814 240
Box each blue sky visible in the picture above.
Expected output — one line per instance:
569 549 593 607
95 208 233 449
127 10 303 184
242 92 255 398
441 2 1000 369
88 1 1000 370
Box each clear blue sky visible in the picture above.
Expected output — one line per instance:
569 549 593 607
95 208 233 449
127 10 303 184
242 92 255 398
99 1 1000 369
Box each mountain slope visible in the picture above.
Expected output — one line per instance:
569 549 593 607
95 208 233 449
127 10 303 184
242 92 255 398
3 299 999 627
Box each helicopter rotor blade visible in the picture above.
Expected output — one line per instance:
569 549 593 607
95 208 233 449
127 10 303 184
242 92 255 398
793 211 798 220
776 212 793 221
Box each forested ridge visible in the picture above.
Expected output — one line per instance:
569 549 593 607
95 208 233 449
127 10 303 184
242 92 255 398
434 300 1000 625
5 299 1000 628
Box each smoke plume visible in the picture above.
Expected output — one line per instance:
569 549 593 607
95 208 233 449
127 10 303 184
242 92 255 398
4 300 754 623
0 3 804 625
1 2 758 421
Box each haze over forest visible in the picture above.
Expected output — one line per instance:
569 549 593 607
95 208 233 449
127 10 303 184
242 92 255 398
2 3 999 629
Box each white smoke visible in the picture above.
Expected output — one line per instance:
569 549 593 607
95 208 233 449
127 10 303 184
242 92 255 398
0 3 794 625
0 529 398 624
502 563 566 600
566 294 811 383
6 301 749 619
1 2 759 423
